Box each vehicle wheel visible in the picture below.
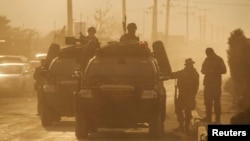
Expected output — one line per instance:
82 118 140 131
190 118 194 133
41 105 53 126
75 113 88 139
149 113 163 139
152 40 172 74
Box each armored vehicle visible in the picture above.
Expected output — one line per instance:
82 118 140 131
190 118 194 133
75 41 171 139
40 46 82 126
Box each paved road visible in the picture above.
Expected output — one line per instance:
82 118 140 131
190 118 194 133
0 81 198 141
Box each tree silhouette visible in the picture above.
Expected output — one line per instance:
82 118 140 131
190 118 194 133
227 29 250 109
93 3 122 41
0 15 39 57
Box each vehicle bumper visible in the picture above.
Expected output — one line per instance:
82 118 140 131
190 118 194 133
77 97 162 127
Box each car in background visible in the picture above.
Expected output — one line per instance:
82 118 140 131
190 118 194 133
0 63 33 95
0 55 32 71
0 55 29 64
30 53 47 70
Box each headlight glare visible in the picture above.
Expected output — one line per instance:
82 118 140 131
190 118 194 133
141 90 158 99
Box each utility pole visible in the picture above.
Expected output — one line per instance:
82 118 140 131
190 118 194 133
122 0 127 34
151 0 158 42
67 0 73 36
200 8 210 46
122 0 126 19
165 0 170 45
199 15 203 46
186 0 189 49
54 21 56 42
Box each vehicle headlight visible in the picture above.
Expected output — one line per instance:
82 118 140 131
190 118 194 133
79 89 94 98
140 90 158 99
43 84 56 93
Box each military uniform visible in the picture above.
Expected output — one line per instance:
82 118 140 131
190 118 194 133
120 34 140 42
33 60 46 115
171 58 199 132
120 22 140 42
201 48 227 123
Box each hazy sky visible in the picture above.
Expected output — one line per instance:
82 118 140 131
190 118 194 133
0 0 250 40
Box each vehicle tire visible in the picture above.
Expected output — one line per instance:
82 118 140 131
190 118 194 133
75 113 88 139
152 40 172 75
41 105 53 126
149 113 163 139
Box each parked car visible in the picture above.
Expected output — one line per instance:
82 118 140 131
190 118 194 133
0 63 33 95
75 41 171 139
0 55 32 71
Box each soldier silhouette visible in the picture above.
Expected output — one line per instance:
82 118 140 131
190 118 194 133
201 47 227 123
120 22 140 42
33 59 46 115
171 58 199 133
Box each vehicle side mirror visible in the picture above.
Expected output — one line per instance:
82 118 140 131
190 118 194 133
65 36 76 45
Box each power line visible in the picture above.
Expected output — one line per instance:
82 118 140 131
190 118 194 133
192 0 250 7
173 0 250 7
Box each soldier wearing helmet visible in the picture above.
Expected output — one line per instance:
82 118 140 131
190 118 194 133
86 27 99 44
120 22 140 42
80 26 100 45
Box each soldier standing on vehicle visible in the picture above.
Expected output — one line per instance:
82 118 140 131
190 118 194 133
120 22 140 42
201 47 227 123
80 27 100 46
171 58 199 133
79 27 100 71
33 59 46 115
86 27 99 44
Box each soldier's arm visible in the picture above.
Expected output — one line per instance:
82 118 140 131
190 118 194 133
201 59 207 74
193 72 200 95
219 57 227 74
170 70 181 79
119 34 126 42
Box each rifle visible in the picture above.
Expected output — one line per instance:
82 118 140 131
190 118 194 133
122 15 127 34
174 79 178 114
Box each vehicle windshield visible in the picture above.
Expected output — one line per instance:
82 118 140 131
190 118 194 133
0 65 22 74
85 57 157 84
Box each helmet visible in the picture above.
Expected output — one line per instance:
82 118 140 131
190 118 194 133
127 23 137 30
88 27 96 33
